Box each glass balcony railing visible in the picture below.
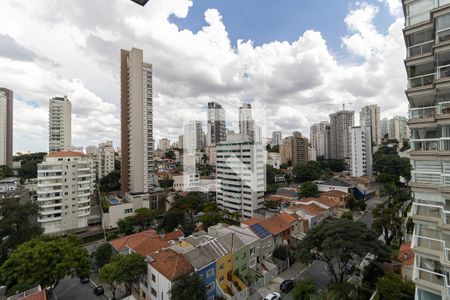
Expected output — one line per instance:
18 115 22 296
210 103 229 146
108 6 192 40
409 105 437 119
411 139 440 151
415 205 442 219
438 64 450 79
408 40 435 58
409 73 436 88
417 268 446 286
417 236 444 251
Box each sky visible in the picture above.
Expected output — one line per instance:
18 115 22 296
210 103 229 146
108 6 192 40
0 0 407 153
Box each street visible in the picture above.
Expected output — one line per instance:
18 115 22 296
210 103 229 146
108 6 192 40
53 277 106 300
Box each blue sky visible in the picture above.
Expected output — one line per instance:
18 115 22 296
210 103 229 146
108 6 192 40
170 0 396 53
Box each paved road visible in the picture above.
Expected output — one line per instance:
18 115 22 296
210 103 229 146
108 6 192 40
357 196 387 228
53 277 106 300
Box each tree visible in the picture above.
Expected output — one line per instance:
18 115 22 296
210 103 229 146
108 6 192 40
99 261 120 300
297 219 388 284
158 209 185 233
134 208 157 230
164 150 176 160
293 162 321 183
14 152 46 180
316 283 353 300
292 279 315 300
273 245 288 261
0 165 13 179
264 200 280 210
93 243 113 268
0 198 43 264
118 216 136 235
300 181 319 198
99 170 121 192
0 236 90 296
201 212 222 231
170 274 207 300
341 211 353 221
270 145 279 153
376 272 415 300
373 146 411 182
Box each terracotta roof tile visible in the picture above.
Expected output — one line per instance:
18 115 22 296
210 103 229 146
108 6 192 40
163 230 184 242
242 217 263 226
278 213 298 224
260 215 291 235
46 151 85 158
110 229 159 252
150 249 193 281
294 203 326 216
398 242 414 266
300 197 339 208
321 190 348 197
130 238 170 256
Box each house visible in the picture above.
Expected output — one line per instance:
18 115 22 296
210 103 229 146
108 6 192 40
258 214 292 247
183 246 217 300
397 242 414 281
316 178 354 194
288 203 328 230
298 197 340 217
320 190 349 207
0 177 29 203
142 249 193 300
7 286 47 300
273 187 298 201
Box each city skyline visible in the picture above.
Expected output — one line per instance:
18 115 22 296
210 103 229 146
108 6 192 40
0 0 407 153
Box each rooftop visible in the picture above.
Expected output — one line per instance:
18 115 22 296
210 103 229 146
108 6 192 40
299 197 339 208
259 214 291 236
149 249 193 281
397 242 414 266
110 229 172 256
46 151 85 158
242 217 263 226
318 178 353 188
320 190 349 197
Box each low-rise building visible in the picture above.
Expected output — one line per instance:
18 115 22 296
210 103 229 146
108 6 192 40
316 178 354 194
320 190 349 208
0 177 29 203
103 193 152 229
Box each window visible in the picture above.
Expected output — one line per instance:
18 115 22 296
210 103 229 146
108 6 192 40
250 247 256 256
151 288 157 297
249 258 256 268
219 263 224 270
219 276 224 282
206 282 215 292
124 208 133 214
152 274 156 282
207 268 214 278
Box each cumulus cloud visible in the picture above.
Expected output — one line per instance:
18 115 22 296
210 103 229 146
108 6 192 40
0 0 407 152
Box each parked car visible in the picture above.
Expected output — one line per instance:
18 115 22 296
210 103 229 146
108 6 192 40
80 278 90 284
280 279 295 293
93 286 104 296
264 292 281 300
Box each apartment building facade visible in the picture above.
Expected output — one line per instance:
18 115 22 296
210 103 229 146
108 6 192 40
49 96 71 153
349 126 373 177
329 110 354 160
0 88 13 167
403 1 450 298
310 121 331 159
272 131 282 146
120 48 154 194
207 102 226 146
360 105 381 146
37 151 93 234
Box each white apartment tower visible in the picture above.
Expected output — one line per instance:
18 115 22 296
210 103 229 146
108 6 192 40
380 117 389 139
158 138 171 152
310 121 331 159
120 48 154 194
49 96 71 153
183 121 204 151
207 102 226 146
37 151 93 234
360 105 381 146
329 110 354 160
216 134 265 219
98 141 115 179
349 126 373 177
0 88 13 167
272 131 282 146
239 103 255 141
403 1 450 299
389 116 409 141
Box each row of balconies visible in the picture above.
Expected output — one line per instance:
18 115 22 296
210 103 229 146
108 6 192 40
409 101 450 120
405 0 450 27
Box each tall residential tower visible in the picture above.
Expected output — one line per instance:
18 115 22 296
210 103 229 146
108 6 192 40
207 102 226 146
360 105 381 146
120 48 154 194
0 88 13 167
329 110 354 160
49 96 71 153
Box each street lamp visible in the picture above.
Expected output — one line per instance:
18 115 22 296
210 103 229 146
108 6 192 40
130 0 149 6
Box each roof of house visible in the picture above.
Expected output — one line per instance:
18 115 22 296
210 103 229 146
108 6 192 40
162 230 184 242
300 197 339 208
321 190 349 197
149 249 193 281
111 229 159 251
260 214 292 236
215 231 245 251
278 213 298 224
397 242 414 266
183 246 217 270
184 231 214 246
242 217 263 226
129 238 170 256
46 151 85 158
291 203 326 216
318 178 353 188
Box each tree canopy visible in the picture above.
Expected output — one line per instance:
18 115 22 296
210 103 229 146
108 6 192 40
99 170 121 192
92 243 113 268
170 273 207 300
293 161 322 183
376 272 415 300
0 198 43 264
297 219 388 283
292 279 315 300
0 165 13 179
0 235 90 295
373 146 411 183
300 181 319 198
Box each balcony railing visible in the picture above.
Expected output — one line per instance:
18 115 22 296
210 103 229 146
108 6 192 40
411 138 440 151
438 64 450 79
409 105 437 119
417 268 446 286
409 73 436 88
417 236 443 251
408 40 434 58
415 204 442 219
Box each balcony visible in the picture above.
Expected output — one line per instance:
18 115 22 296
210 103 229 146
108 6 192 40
414 204 442 220
408 40 435 58
411 138 440 151
409 73 436 88
409 105 437 120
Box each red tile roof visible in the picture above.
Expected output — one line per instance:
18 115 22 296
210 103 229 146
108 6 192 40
162 230 184 242
300 197 339 208
149 249 193 281
278 213 298 224
321 190 348 197
295 203 326 216
130 238 170 256
242 217 263 226
260 215 291 235
397 242 414 266
46 151 85 157
111 229 159 252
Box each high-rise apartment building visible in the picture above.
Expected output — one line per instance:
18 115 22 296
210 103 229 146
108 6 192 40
380 117 389 139
158 138 171 152
349 126 372 177
403 1 450 298
310 121 331 159
120 48 154 194
388 116 409 141
98 141 115 179
0 88 13 167
37 151 93 234
239 103 255 141
360 105 381 146
272 131 282 146
216 134 265 219
49 96 71 153
292 131 309 167
183 121 204 151
329 110 354 160
207 102 226 146
279 137 293 165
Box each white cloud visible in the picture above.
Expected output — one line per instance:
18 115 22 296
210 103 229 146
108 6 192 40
0 0 407 151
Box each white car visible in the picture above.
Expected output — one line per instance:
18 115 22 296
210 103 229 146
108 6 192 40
264 292 281 300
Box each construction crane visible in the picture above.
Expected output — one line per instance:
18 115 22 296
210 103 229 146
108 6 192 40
342 102 352 111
